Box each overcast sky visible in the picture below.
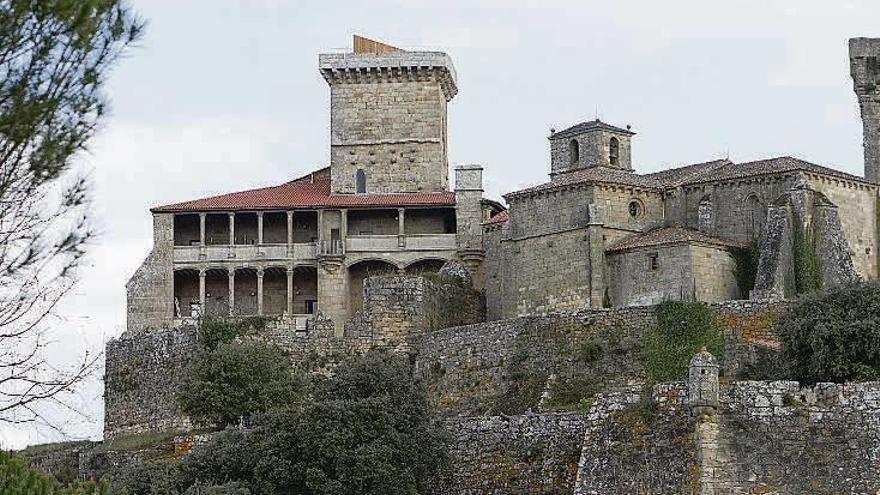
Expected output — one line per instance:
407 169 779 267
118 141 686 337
3 0 879 448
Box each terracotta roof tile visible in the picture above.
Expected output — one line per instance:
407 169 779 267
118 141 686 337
482 209 509 225
606 226 747 253
151 167 456 212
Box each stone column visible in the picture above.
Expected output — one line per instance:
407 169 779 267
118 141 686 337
198 268 206 316
199 213 207 245
398 208 406 248
287 211 294 257
228 271 235 316
586 204 606 308
287 267 294 315
317 210 324 251
228 213 235 245
257 212 264 246
256 267 264 316
340 209 348 252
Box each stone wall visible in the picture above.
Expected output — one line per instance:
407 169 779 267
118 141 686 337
850 37 880 184
701 381 880 494
573 384 697 495
434 413 587 495
549 128 633 175
126 214 174 332
344 274 484 342
104 326 197 439
607 244 694 307
413 301 785 416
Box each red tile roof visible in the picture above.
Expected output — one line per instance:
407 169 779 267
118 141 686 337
606 226 747 253
482 209 509 225
151 167 456 212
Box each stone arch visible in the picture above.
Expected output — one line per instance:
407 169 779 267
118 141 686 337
347 259 398 317
173 268 199 318
569 139 579 167
744 193 765 241
356 169 367 194
405 257 447 275
609 136 620 165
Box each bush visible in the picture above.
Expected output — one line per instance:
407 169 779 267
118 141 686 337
178 340 305 428
124 350 449 495
644 301 724 384
198 317 270 351
778 281 880 383
0 451 108 495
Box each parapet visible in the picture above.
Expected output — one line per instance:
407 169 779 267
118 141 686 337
318 50 458 101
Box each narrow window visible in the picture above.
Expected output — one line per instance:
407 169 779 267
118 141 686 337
569 139 579 166
648 253 659 271
609 137 620 166
355 169 367 194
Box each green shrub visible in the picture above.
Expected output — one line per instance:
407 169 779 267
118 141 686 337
791 213 822 295
0 451 108 495
777 281 880 383
178 341 305 428
119 351 449 495
644 301 724 384
545 373 600 412
198 317 271 351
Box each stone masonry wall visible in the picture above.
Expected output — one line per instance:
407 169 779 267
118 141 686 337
104 326 197 439
413 301 784 417
705 381 880 494
433 413 587 495
606 244 694 307
126 214 174 332
327 79 449 194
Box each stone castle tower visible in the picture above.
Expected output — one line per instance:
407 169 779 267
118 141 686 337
319 35 458 194
850 38 880 183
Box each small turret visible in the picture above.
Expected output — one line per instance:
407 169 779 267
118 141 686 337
688 347 720 416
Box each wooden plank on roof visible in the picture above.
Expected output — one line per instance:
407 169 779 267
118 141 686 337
353 34 402 54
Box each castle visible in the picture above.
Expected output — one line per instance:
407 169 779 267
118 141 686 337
127 36 880 332
23 35 880 494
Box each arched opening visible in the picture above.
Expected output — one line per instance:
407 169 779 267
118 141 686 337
698 194 713 233
173 269 200 318
568 139 579 167
356 169 367 194
233 268 258 316
204 268 230 316
746 194 765 241
405 258 446 275
347 259 397 317
609 137 620 166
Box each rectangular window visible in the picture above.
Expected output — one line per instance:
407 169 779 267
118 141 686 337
648 253 659 271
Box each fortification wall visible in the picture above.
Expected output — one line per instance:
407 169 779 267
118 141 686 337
414 301 785 417
104 326 197 439
704 381 880 493
434 413 586 495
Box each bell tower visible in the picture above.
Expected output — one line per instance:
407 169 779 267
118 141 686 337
548 119 635 178
319 35 458 194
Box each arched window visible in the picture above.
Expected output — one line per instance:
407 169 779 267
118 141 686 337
746 194 765 240
628 199 644 219
355 169 367 194
609 137 620 166
569 139 579 167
